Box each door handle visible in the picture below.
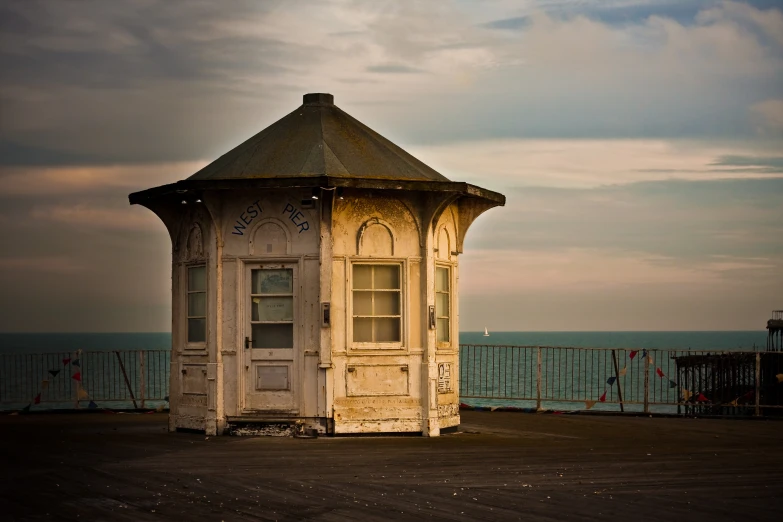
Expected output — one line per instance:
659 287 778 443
245 336 251 349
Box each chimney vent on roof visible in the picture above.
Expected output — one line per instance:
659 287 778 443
303 93 334 106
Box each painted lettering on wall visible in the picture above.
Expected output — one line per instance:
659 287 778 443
282 203 310 233
231 201 263 235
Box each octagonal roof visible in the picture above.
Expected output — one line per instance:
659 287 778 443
188 93 450 183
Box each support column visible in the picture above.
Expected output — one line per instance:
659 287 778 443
319 190 335 433
422 219 440 437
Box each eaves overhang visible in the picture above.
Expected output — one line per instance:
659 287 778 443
128 176 505 207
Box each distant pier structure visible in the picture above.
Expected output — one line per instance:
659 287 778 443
768 310 783 352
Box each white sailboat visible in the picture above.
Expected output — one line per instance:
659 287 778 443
483 326 490 337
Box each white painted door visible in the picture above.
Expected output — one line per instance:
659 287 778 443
244 264 298 413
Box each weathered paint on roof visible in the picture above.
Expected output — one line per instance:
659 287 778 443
188 93 450 183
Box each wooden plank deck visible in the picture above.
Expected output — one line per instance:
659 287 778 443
1 411 781 521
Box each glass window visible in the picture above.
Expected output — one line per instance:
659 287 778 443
352 264 402 343
250 269 294 349
435 266 450 343
187 265 207 343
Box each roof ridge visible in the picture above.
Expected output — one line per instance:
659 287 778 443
322 140 350 175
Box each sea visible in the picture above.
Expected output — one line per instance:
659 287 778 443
0 330 770 353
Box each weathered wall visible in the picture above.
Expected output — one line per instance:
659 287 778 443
330 192 427 433
149 186 476 436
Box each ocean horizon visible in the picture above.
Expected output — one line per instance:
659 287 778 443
0 330 769 353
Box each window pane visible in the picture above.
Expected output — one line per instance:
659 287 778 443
353 317 373 342
437 318 450 343
435 293 449 318
353 265 372 289
353 291 373 316
188 318 206 343
374 265 399 289
374 318 400 342
188 292 206 317
252 323 293 348
436 267 449 292
252 269 293 294
188 266 206 292
252 296 293 322
256 365 289 390
374 291 400 316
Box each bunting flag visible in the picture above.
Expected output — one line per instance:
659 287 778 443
682 389 692 401
641 349 648 358
647 355 654 365
48 369 60 378
619 367 627 377
72 359 80 367
656 367 665 378
668 379 678 389
740 390 754 401
599 391 607 402
62 357 71 365
41 379 50 390
33 393 41 405
728 399 738 407
584 400 596 410
776 373 783 384
88 401 98 409
629 351 638 360
696 393 709 402
22 404 31 413
71 371 81 382
606 376 617 386
77 385 90 400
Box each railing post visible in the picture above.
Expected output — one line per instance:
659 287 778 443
643 351 650 414
754 352 761 417
536 347 542 411
140 350 146 409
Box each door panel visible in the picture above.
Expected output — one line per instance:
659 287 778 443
244 264 297 412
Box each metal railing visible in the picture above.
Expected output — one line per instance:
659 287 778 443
459 345 783 416
0 350 169 410
772 310 783 321
4 346 782 417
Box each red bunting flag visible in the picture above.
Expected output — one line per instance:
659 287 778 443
599 391 607 402
656 368 665 378
697 393 709 402
72 359 80 367
629 351 638 360
72 372 81 382
34 394 41 405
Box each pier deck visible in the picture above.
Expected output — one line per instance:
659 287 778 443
1 412 781 521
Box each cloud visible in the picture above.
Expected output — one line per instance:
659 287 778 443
750 99 783 135
459 248 778 296
1 0 781 167
0 161 205 195
366 63 424 74
409 139 783 190
0 256 84 273
711 154 783 170
30 204 160 231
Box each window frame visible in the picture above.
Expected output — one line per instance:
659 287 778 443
185 262 208 348
350 260 405 350
435 264 451 346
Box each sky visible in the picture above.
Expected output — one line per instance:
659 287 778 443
0 0 781 332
